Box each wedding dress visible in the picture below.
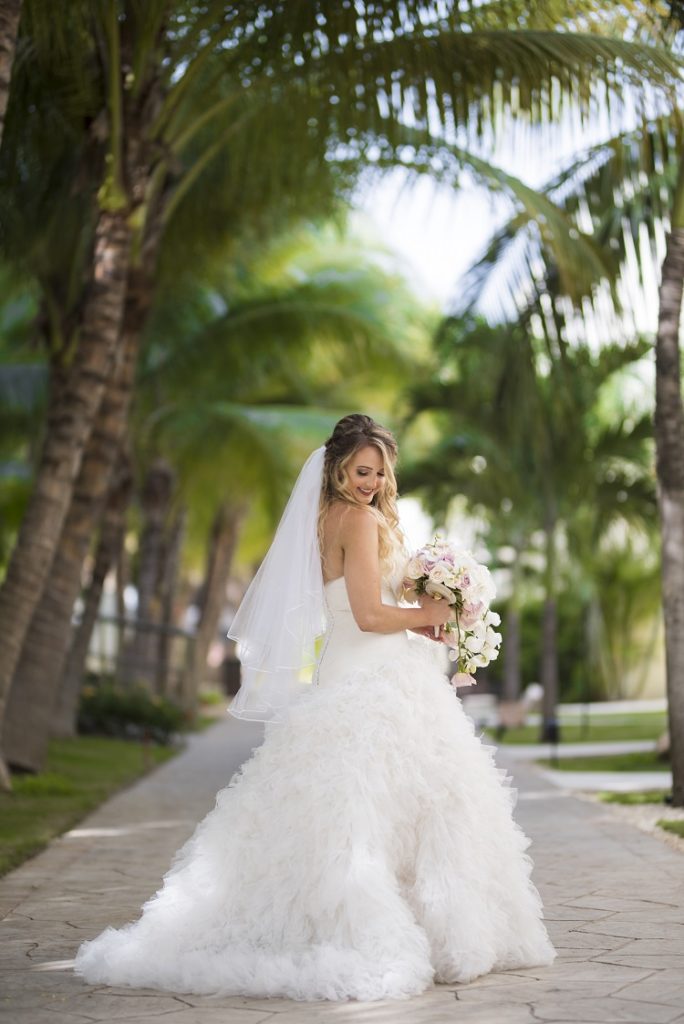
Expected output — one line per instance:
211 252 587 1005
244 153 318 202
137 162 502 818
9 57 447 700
75 569 556 1001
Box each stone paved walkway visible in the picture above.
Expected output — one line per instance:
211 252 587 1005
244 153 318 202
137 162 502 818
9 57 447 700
1 716 683 1024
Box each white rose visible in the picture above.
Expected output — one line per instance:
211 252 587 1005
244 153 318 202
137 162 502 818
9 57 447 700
406 555 426 579
429 560 452 584
464 634 484 654
425 580 456 603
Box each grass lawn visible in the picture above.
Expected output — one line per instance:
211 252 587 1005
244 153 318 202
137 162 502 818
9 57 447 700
658 819 684 838
488 711 667 745
599 789 671 805
536 749 669 772
485 712 667 745
0 735 177 877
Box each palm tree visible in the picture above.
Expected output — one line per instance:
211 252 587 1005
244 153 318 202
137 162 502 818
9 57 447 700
53 449 134 738
461 95 684 794
5 224 424 764
403 317 655 737
654 161 684 804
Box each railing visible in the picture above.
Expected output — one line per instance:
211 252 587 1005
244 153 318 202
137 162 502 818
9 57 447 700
88 614 197 708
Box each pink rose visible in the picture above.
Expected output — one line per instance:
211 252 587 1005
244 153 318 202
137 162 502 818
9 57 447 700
458 601 484 629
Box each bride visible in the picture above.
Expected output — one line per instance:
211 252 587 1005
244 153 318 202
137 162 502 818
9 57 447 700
75 413 556 1002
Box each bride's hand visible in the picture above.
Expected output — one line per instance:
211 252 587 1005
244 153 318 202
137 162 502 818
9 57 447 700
420 596 452 628
411 625 447 642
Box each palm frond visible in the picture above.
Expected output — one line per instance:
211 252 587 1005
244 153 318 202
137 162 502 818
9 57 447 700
457 116 681 329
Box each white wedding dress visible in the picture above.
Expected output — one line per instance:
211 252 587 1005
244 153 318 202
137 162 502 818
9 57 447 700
75 572 555 1001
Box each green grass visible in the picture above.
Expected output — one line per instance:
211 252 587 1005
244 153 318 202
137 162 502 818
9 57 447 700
198 688 226 706
488 712 667 745
0 736 176 877
657 819 684 838
599 789 671 805
193 713 222 731
536 750 668 772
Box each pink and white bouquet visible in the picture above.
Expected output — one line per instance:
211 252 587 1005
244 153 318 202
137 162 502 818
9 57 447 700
404 538 502 687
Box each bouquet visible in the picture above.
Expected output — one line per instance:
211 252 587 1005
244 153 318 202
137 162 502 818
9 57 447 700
404 537 502 688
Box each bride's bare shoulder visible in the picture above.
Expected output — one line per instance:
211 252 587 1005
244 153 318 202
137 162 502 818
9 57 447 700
326 501 377 537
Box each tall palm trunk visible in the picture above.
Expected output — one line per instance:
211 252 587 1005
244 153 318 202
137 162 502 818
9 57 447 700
119 459 175 687
53 451 133 738
0 209 131 785
539 504 560 742
155 507 186 697
181 503 244 714
0 0 21 149
1 310 142 771
502 546 523 702
654 164 684 807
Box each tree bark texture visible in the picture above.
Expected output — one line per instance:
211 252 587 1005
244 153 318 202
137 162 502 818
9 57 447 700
654 226 684 806
181 503 244 714
118 459 175 688
52 451 133 739
2 315 141 770
0 0 21 149
0 209 131 782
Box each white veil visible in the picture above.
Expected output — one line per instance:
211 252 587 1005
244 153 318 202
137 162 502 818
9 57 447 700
227 446 328 722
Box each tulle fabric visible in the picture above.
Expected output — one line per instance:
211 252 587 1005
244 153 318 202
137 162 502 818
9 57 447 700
75 577 555 1001
227 446 327 722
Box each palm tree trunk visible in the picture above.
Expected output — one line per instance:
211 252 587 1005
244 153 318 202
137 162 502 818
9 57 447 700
0 0 21 149
503 606 522 702
1 316 141 771
52 452 133 739
180 503 244 714
502 547 523 702
0 209 131 786
155 507 186 697
539 505 560 742
654 163 684 807
1 249 158 771
119 459 175 687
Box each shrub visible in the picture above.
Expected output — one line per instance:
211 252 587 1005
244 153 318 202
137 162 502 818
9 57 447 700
78 679 186 744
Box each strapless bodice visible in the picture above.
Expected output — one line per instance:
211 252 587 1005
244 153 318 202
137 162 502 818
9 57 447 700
314 575 412 686
322 575 399 611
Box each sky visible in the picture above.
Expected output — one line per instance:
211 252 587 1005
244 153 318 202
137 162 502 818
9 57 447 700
353 92 663 326
354 169 504 309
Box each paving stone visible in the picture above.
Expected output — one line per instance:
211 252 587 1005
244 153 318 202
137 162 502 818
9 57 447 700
614 971 684 1007
1 720 682 1024
576 920 684 940
593 955 684 970
531 995 682 1023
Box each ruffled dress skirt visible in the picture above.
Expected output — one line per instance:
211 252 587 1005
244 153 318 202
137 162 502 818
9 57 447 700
75 577 555 1001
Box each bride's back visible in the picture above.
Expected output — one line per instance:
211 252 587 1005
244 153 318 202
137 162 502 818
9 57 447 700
319 501 355 584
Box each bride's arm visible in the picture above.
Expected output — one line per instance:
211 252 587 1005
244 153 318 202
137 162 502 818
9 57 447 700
341 507 451 635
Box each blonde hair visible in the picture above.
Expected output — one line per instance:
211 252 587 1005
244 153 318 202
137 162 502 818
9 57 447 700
318 414 404 568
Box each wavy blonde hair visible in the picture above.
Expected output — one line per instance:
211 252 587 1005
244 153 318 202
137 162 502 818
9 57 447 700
318 414 404 569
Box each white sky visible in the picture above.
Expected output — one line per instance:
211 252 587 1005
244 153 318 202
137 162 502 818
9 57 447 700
354 170 501 308
353 94 663 321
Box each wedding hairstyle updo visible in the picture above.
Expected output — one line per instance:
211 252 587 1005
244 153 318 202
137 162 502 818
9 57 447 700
319 413 404 567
